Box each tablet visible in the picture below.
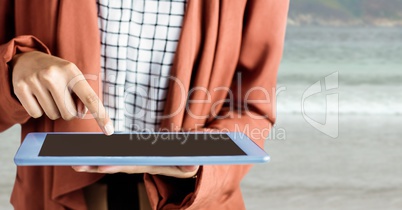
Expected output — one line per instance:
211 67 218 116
14 132 269 166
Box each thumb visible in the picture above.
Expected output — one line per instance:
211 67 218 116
178 165 199 173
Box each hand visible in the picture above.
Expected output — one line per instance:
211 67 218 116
12 51 114 135
72 165 199 179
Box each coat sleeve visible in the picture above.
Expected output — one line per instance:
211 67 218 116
146 0 289 209
0 0 51 132
0 36 51 132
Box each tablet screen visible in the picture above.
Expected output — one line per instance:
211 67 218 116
38 133 246 156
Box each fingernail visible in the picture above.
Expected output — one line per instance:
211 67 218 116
77 111 84 119
78 107 88 119
104 121 114 135
76 102 87 119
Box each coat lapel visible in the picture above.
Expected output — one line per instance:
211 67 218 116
51 0 105 208
160 0 246 131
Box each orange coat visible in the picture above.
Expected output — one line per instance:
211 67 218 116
0 0 289 209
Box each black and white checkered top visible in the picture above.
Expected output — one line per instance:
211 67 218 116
97 0 186 131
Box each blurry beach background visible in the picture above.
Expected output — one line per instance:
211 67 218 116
1 0 402 209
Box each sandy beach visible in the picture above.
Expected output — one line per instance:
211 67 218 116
242 114 402 210
1 113 401 210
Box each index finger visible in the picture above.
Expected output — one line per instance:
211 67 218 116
68 74 114 135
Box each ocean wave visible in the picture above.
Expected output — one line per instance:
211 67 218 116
275 84 402 115
278 74 402 86
277 101 402 115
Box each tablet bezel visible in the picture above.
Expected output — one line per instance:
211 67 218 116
14 132 270 166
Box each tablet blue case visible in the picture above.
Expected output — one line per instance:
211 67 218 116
14 132 270 166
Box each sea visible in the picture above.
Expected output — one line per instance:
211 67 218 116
242 26 402 210
276 26 402 116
